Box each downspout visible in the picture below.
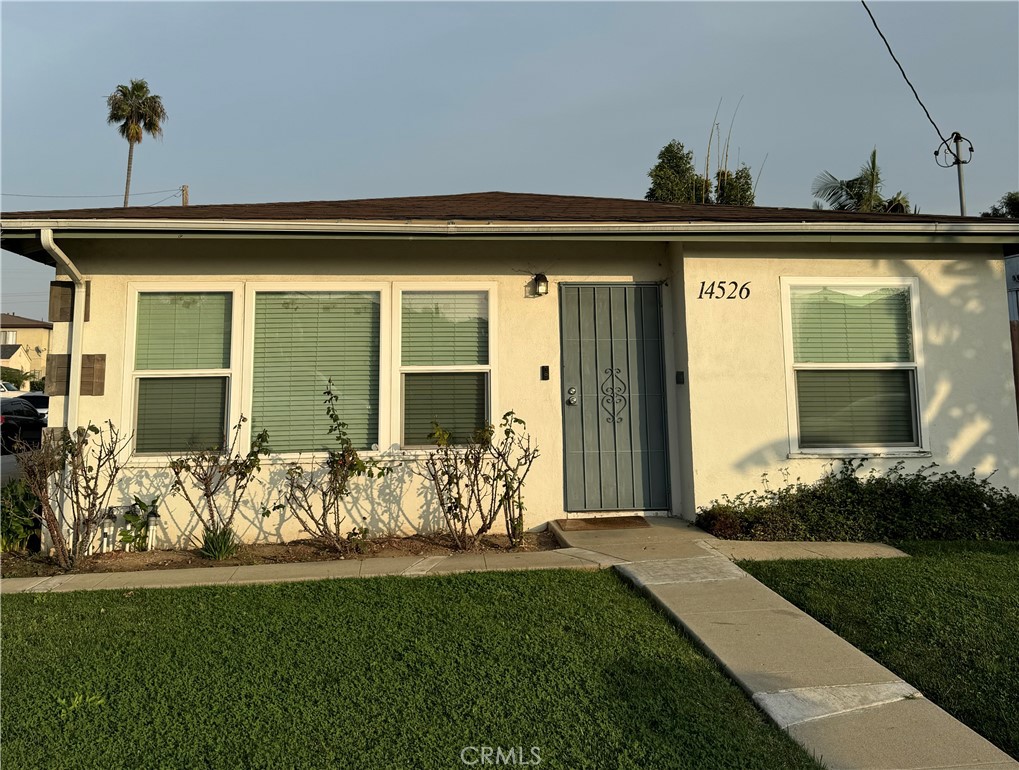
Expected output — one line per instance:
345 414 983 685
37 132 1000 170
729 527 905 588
39 229 86 555
39 228 85 432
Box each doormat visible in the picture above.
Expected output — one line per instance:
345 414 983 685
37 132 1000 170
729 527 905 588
554 516 650 531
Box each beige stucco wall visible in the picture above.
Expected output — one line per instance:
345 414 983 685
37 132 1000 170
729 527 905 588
0 326 50 380
42 235 1018 547
46 237 679 546
677 242 1019 509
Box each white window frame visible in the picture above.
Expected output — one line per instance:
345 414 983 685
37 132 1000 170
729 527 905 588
124 282 244 458
393 282 498 449
0 331 16 345
780 276 930 457
240 282 392 457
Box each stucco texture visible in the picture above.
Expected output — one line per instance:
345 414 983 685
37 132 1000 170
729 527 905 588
680 243 1018 509
43 236 1018 545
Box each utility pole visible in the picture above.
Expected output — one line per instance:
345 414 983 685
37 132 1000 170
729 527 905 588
935 132 973 217
952 133 966 216
181 185 189 206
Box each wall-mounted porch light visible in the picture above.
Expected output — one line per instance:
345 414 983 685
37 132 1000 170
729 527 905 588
533 273 549 296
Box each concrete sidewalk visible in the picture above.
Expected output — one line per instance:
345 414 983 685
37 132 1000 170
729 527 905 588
550 518 1017 770
0 546 620 594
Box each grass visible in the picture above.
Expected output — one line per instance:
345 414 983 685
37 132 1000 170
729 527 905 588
742 541 1019 760
1 570 819 770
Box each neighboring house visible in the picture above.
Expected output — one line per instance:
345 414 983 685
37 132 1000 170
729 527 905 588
1 343 34 381
2 192 1017 546
0 313 53 381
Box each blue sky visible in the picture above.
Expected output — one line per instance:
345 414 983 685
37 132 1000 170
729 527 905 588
3 1 1017 319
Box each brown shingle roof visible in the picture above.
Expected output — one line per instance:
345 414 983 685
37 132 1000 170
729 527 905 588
1 314 52 329
2 191 1008 225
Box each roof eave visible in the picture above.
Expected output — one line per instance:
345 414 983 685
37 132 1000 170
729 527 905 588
2 216 1016 235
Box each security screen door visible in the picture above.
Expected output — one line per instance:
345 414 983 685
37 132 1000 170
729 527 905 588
560 284 670 511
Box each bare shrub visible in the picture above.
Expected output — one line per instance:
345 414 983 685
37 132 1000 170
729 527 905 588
421 411 539 550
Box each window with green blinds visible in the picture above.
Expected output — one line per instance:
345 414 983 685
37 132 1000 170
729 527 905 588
404 372 487 445
136 293 231 369
402 291 488 366
252 292 380 452
788 283 920 449
136 377 227 452
796 370 917 447
791 286 912 363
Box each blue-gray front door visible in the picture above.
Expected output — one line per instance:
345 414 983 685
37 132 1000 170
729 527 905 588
560 284 670 511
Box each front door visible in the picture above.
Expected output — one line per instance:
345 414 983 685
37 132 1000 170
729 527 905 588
560 284 670 511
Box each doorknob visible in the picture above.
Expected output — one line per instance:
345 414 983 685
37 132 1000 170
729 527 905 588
567 387 577 395
566 396 578 406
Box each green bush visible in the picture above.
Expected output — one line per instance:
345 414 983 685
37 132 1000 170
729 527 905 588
696 460 1019 542
197 525 238 560
1 479 39 552
0 367 27 388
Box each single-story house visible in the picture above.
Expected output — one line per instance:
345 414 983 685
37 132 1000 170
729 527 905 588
1 313 52 382
2 192 1017 546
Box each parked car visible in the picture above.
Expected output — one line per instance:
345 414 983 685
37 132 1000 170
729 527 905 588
0 382 25 398
15 392 48 419
0 398 47 454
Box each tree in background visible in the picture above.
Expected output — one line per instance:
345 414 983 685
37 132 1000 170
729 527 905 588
106 79 168 207
981 192 1019 218
714 165 755 206
645 140 712 204
646 141 757 206
811 149 912 213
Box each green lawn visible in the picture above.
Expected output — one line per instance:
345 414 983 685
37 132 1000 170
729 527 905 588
742 541 1019 760
1 570 818 770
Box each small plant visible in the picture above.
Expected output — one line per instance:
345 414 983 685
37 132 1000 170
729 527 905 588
169 417 271 560
696 459 1019 542
197 525 239 560
14 422 132 569
56 693 105 721
422 411 539 550
277 382 396 554
1 479 39 552
117 496 159 552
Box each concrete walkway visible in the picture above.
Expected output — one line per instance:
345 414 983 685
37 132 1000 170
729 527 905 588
550 518 1017 770
0 546 615 594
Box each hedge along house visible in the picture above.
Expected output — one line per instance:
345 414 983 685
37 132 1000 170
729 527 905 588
2 192 1017 547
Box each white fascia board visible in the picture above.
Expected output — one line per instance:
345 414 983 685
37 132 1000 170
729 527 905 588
2 217 1016 241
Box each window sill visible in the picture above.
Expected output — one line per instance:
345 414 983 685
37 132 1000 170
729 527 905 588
787 450 932 460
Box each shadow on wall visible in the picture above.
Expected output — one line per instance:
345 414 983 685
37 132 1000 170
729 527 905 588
115 457 443 549
730 257 1018 495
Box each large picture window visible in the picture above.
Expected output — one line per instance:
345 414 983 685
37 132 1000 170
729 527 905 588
400 290 490 445
784 280 923 451
133 292 232 453
251 291 381 452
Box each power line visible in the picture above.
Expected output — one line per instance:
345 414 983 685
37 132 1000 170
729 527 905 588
860 0 949 148
147 191 182 206
1 188 181 199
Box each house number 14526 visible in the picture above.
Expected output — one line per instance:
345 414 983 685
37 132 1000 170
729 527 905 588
697 281 751 300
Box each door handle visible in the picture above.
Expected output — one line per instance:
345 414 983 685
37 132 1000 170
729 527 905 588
566 396 578 406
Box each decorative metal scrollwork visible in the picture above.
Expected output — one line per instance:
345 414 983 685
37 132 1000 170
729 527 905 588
600 368 628 423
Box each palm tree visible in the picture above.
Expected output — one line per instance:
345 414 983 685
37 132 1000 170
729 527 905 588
106 79 167 207
811 149 911 213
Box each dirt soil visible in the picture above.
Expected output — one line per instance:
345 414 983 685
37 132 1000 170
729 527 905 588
0 530 560 579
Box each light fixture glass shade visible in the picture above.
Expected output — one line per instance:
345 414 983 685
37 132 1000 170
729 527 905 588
534 273 549 296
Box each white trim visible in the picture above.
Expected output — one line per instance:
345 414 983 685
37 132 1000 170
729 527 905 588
780 276 929 455
5 217 1015 238
124 282 244 456
393 282 498 448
